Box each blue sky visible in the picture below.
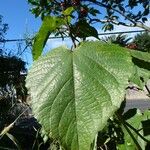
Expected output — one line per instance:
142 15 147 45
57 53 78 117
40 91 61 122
0 0 41 66
0 0 41 39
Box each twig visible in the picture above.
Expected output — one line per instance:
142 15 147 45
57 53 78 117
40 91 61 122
86 0 150 31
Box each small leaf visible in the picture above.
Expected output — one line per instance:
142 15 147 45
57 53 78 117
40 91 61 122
123 108 137 120
28 0 39 5
118 110 150 150
143 8 149 16
32 16 64 60
118 5 125 12
31 7 41 17
89 8 100 16
129 66 144 89
72 20 99 39
63 7 74 16
142 119 150 136
39 0 47 7
62 7 74 23
26 42 134 150
142 17 148 23
117 110 144 150
103 23 114 32
129 50 150 84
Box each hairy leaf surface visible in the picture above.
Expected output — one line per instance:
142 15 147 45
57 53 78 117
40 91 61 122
26 42 133 150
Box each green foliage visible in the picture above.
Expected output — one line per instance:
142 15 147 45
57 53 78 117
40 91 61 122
33 16 65 60
26 42 134 150
28 0 150 32
133 32 150 53
117 109 150 150
26 1 150 150
71 20 99 39
118 110 143 150
129 50 150 88
130 49 150 63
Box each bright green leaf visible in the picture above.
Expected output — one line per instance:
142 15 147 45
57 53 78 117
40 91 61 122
130 50 150 63
26 42 134 150
129 50 150 87
32 16 64 60
62 7 74 23
130 64 150 87
63 7 74 16
118 110 150 150
129 66 145 89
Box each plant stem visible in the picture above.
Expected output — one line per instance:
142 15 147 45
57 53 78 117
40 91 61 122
116 113 142 150
69 32 76 49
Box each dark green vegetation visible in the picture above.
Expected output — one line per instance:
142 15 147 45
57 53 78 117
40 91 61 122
133 32 150 53
0 15 51 149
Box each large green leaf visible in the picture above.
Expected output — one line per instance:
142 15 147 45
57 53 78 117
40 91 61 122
26 42 133 150
32 16 64 60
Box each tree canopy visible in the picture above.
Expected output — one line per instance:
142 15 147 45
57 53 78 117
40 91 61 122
27 0 150 59
133 32 150 53
28 0 150 32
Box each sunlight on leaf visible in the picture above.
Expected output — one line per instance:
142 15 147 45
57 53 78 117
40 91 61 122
26 42 134 150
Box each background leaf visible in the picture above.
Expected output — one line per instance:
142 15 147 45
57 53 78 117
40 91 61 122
71 20 99 39
32 16 64 60
117 110 150 150
117 110 143 150
26 42 133 150
130 50 150 63
129 50 150 87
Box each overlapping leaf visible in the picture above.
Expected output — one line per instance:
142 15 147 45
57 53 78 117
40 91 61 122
32 16 64 60
117 109 150 150
129 50 150 88
130 50 150 63
26 42 133 150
